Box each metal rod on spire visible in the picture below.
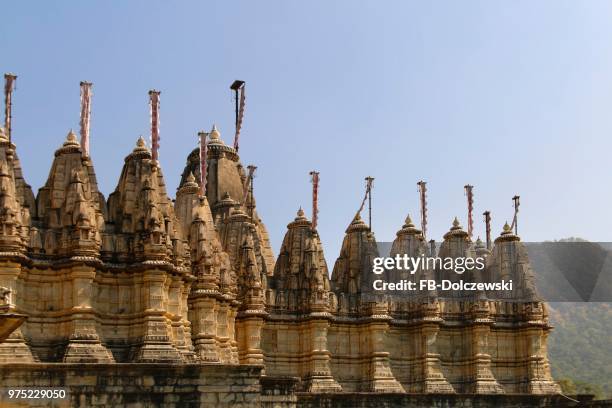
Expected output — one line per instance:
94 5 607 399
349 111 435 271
247 165 257 222
199 131 208 196
310 171 320 230
242 165 257 205
511 195 520 235
483 210 492 250
79 81 93 158
464 184 474 238
230 80 245 152
4 73 17 143
417 181 428 240
429 239 436 257
149 90 161 163
365 176 374 231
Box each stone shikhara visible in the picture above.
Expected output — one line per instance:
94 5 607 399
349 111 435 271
0 123 561 406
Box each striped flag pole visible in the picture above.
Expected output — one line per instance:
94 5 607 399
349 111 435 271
199 131 208 196
79 81 93 158
417 181 428 240
231 81 246 152
4 73 17 143
464 184 474 238
310 171 320 230
149 90 161 163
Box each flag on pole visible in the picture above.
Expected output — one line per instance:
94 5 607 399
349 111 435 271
464 185 474 238
233 84 245 151
417 181 428 240
310 171 320 230
199 131 208 196
4 73 17 143
149 90 161 163
79 81 93 158
243 165 257 205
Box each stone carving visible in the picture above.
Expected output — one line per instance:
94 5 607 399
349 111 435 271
0 287 9 306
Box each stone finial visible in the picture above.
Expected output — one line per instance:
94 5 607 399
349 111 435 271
494 221 520 243
63 130 80 147
475 236 484 248
452 217 461 230
403 214 414 228
133 136 149 153
183 172 198 188
443 216 468 240
296 207 306 219
209 124 221 142
395 213 422 238
346 212 369 233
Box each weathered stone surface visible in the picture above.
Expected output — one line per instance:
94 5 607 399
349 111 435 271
0 363 263 408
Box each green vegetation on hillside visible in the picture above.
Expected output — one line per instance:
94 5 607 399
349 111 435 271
547 302 612 399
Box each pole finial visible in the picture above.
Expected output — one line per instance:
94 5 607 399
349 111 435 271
230 80 246 152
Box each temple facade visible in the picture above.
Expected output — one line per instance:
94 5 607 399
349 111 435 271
0 119 562 406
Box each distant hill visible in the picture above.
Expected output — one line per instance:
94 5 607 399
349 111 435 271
547 302 612 399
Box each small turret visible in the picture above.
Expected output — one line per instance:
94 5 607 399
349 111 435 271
331 213 379 314
106 137 185 264
272 208 335 314
35 130 104 257
0 161 25 253
487 222 538 300
436 217 477 297
388 213 431 300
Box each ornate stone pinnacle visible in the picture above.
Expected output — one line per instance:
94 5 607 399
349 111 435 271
64 129 80 147
209 124 221 141
452 217 462 230
297 207 305 218
133 136 149 152
404 214 414 227
502 222 512 234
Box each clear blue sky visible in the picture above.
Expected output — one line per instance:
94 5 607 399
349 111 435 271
2 1 611 261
